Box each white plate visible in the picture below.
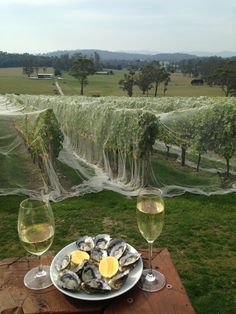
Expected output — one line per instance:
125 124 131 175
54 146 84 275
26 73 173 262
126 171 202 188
50 241 143 301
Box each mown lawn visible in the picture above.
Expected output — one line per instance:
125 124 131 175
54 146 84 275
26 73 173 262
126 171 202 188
0 67 56 95
0 191 235 313
60 70 224 97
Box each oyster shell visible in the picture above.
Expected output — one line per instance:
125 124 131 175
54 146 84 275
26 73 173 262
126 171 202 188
108 270 130 290
70 259 87 273
90 247 107 263
82 279 111 293
55 254 70 272
94 234 111 249
107 238 127 259
119 252 140 267
58 269 81 291
81 262 101 283
76 236 94 251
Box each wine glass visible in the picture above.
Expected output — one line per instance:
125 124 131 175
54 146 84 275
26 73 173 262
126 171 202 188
136 188 166 292
18 197 55 290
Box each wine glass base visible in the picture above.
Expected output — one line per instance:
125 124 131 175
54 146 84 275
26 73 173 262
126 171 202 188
24 265 52 290
137 269 166 292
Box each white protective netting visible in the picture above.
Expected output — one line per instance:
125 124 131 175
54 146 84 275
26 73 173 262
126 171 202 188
0 94 235 200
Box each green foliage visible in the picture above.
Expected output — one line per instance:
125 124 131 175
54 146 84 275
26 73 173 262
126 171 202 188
118 70 136 97
7 94 236 187
14 108 64 176
93 51 103 71
69 55 95 95
140 61 170 97
22 57 34 77
180 58 236 97
52 54 72 72
8 94 162 186
207 60 236 97
136 66 153 95
160 111 195 166
153 98 236 173
179 56 225 78
197 103 236 175
0 51 52 68
138 112 159 157
34 109 64 162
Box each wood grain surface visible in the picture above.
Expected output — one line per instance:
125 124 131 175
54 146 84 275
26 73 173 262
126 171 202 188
0 249 195 314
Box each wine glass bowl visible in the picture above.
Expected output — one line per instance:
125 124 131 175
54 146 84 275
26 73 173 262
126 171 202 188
136 189 166 292
18 198 55 290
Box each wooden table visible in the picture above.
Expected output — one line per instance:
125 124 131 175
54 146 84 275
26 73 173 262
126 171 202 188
0 249 195 314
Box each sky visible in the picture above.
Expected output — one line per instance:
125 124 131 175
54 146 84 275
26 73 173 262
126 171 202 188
0 0 235 55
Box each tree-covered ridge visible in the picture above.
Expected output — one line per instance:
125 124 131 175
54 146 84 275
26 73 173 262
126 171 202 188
0 50 198 68
0 51 52 68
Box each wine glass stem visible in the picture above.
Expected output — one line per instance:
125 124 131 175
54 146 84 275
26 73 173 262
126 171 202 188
36 255 45 278
148 241 154 276
38 255 42 271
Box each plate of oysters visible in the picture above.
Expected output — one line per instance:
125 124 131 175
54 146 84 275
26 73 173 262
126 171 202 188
50 234 143 300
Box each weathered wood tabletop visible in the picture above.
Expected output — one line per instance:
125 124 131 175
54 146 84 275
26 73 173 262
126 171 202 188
0 248 195 314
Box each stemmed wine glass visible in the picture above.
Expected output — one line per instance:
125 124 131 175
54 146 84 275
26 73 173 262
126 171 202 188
136 188 166 292
18 197 55 290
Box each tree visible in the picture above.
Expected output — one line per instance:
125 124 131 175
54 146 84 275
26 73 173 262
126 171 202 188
140 61 170 97
69 55 95 95
178 58 201 77
119 70 136 97
136 70 153 95
22 58 34 77
206 60 236 96
163 73 171 96
166 62 176 73
52 54 72 72
94 51 102 71
34 60 39 76
153 65 170 97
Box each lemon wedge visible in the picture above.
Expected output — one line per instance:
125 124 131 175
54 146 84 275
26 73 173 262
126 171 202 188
70 250 90 265
99 256 119 278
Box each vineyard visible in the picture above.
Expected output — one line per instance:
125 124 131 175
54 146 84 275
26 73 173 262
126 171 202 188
1 95 236 200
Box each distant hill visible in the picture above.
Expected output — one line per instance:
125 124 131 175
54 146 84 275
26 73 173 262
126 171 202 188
43 49 198 62
186 51 236 58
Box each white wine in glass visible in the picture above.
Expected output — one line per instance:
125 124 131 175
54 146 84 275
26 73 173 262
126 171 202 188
136 189 166 292
18 198 55 290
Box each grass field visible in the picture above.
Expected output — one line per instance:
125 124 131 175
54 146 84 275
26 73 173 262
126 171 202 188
0 67 56 95
0 67 224 97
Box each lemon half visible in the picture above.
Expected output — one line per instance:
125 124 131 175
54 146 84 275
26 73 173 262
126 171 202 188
99 256 119 278
70 250 90 265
